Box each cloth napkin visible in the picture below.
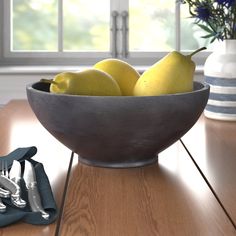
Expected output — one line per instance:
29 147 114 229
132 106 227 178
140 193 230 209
0 146 58 227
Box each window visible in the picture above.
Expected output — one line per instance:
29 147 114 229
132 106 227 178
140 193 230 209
1 0 211 66
11 0 110 52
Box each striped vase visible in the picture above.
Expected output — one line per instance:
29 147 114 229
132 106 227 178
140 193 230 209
204 40 236 121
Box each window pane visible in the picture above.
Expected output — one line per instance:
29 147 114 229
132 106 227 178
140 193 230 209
129 0 175 51
180 4 215 50
12 0 58 51
63 0 110 51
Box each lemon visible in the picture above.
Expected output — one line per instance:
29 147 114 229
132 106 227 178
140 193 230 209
43 69 122 96
94 59 140 96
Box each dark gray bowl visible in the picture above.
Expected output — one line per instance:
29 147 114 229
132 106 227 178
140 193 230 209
26 81 209 168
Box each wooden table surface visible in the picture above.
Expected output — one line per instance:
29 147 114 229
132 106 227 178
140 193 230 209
182 115 236 229
0 100 235 236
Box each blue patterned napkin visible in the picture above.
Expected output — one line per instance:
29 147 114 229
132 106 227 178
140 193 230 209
0 147 58 227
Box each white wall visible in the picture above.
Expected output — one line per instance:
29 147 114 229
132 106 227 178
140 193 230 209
0 66 86 106
0 73 55 106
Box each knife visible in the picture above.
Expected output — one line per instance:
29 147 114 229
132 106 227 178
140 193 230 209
9 160 26 208
23 160 49 220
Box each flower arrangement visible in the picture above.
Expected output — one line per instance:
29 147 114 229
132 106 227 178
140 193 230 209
180 0 236 42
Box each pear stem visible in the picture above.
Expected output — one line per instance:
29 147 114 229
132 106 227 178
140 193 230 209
40 78 58 85
189 47 207 58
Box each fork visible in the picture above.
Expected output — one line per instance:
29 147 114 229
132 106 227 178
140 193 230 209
0 160 11 198
0 160 26 208
0 162 11 198
1 160 8 177
0 160 9 213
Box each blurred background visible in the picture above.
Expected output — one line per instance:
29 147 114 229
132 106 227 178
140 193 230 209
12 0 213 52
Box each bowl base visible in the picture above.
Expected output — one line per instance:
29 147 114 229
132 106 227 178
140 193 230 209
77 155 159 168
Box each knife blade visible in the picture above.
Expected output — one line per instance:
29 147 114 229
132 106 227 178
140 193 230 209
23 160 49 220
9 160 26 208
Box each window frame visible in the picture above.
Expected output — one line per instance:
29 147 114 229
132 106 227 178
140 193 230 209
1 0 210 67
3 0 112 60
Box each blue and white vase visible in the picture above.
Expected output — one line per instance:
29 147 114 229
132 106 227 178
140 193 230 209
204 39 236 121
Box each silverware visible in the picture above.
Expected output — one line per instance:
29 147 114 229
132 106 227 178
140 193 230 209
0 187 10 198
23 160 49 220
0 160 25 208
9 160 26 208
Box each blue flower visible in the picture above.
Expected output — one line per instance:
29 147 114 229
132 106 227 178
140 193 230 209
195 6 211 21
215 0 236 6
179 0 236 40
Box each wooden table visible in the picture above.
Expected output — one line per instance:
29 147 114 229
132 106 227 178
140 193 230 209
0 100 235 236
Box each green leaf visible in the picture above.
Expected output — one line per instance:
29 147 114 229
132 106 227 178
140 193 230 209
197 24 213 33
210 36 218 43
201 33 215 39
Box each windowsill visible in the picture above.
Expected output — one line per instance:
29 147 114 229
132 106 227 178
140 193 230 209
0 65 92 75
0 65 204 75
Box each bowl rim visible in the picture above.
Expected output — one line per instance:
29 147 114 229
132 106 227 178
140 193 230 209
26 81 210 98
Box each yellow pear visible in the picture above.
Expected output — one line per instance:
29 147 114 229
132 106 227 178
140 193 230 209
41 69 121 96
94 58 140 96
133 47 206 96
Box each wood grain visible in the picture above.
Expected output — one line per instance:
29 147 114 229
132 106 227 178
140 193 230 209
182 115 236 226
0 100 71 236
59 141 235 236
